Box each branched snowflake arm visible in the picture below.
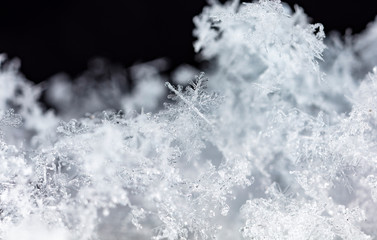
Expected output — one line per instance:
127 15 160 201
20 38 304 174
165 73 213 126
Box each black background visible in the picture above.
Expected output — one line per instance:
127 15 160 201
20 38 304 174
0 0 376 83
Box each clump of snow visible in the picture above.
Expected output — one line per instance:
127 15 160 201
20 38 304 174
1 1 377 239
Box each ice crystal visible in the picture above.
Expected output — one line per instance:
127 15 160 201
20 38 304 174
1 0 377 239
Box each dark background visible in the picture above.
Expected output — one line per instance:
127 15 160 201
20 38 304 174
0 0 376 83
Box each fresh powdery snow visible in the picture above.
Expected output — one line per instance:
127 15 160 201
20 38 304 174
1 0 377 239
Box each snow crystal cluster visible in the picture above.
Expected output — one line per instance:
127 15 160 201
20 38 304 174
1 0 377 239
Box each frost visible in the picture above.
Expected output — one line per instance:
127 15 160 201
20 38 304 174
240 184 369 240
0 109 22 128
165 72 219 126
1 0 377 239
365 175 377 202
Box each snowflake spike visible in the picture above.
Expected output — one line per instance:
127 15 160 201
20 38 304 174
165 81 213 126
